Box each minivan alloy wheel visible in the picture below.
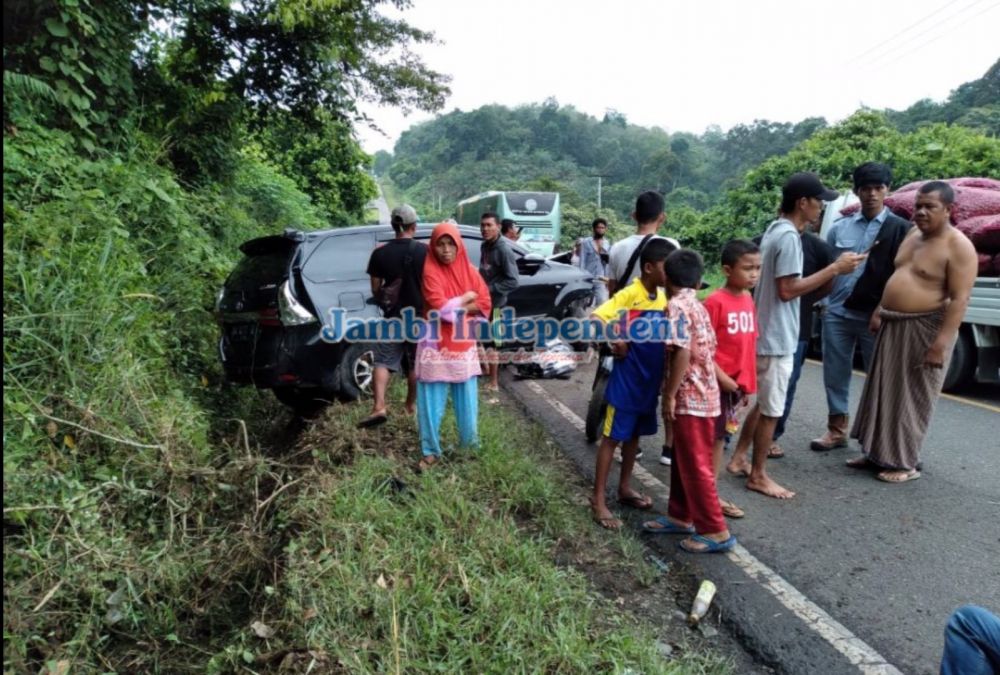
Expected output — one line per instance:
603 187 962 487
353 347 375 395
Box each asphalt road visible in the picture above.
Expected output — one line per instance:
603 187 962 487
503 358 1000 675
370 184 391 225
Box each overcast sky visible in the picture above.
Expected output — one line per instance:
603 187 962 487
356 0 999 154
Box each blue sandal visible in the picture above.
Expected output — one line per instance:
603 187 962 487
641 516 695 534
679 534 737 554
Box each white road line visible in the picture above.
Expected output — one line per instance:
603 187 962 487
523 380 902 675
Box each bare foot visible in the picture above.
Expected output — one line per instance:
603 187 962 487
404 403 416 416
416 455 439 473
726 457 750 477
746 473 795 499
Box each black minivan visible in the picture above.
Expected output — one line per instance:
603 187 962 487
216 224 594 414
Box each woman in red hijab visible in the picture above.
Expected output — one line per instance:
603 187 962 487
415 223 492 471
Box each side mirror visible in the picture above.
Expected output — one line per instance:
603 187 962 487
517 254 545 275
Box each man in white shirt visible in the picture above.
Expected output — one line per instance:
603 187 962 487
607 191 679 296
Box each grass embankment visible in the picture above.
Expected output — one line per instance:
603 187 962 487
2 121 320 672
222 387 731 673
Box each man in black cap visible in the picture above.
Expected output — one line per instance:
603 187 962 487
810 162 911 452
359 204 426 428
726 173 866 499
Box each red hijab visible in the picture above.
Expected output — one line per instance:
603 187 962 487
422 223 491 352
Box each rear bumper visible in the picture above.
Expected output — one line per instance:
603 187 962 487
219 324 346 390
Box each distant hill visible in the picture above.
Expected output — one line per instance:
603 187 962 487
380 59 998 228
886 58 999 135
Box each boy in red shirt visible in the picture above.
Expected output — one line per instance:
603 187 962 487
704 239 761 519
643 249 735 554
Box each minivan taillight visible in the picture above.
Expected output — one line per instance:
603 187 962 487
277 280 317 326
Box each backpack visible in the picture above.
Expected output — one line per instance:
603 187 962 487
376 239 418 314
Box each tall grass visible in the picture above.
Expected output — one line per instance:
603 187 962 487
202 392 730 674
2 122 320 671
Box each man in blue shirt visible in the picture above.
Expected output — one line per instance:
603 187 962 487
811 163 911 451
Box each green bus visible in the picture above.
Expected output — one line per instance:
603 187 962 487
456 191 561 256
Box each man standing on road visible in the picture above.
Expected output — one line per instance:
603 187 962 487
607 191 679 296
727 173 865 499
810 163 912 452
848 181 977 483
578 218 613 306
479 211 520 392
730 222 835 462
359 204 427 429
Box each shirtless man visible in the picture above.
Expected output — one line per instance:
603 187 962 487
848 181 978 483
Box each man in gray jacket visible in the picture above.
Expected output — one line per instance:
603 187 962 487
479 211 520 391
578 218 613 306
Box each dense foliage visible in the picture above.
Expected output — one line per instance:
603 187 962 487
674 111 1000 257
3 1 447 670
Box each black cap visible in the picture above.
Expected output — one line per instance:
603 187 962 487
782 172 839 203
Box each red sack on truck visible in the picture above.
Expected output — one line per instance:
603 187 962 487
952 189 1000 222
841 179 1000 238
953 177 1000 191
960 215 1000 253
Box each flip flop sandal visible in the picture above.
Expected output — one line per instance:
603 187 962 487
593 516 623 531
877 469 921 484
679 534 737 554
720 500 745 519
641 516 695 534
357 413 388 429
767 444 785 459
619 494 653 510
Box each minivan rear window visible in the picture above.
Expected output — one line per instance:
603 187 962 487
303 233 375 282
228 250 292 287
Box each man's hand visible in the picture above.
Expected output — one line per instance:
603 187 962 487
868 311 882 335
832 252 867 275
923 341 948 369
611 341 629 359
662 396 677 422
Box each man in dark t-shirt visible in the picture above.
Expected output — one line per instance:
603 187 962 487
773 230 835 448
359 204 427 428
748 227 835 454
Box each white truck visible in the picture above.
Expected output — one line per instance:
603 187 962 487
819 192 1000 391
